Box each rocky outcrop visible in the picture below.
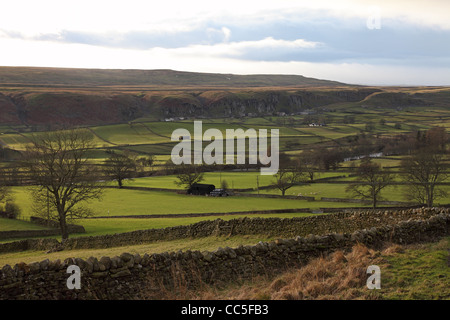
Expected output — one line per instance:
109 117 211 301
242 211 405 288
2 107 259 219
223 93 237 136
159 88 381 118
0 92 149 126
0 88 382 126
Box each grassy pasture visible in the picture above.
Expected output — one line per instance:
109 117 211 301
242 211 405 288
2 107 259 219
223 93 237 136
124 171 275 190
90 123 167 146
10 187 367 221
124 171 348 190
0 218 51 231
253 178 450 204
379 238 450 300
252 183 408 201
79 189 370 215
0 133 31 150
124 143 177 156
0 108 447 162
340 157 403 168
0 129 112 150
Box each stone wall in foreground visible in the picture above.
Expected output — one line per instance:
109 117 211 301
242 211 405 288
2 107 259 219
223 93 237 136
0 207 449 300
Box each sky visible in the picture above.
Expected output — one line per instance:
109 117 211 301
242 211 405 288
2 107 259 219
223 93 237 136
1 0 450 86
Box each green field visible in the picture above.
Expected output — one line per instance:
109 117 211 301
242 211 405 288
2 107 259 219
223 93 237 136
0 218 51 231
379 238 450 300
124 171 276 190
10 187 369 220
1 106 448 164
90 123 168 146
1 103 449 281
252 183 450 203
113 170 450 204
124 171 347 190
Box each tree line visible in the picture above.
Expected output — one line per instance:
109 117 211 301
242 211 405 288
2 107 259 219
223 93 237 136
270 126 448 208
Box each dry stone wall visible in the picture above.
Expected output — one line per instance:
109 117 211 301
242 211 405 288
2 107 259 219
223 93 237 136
30 207 447 251
0 207 449 300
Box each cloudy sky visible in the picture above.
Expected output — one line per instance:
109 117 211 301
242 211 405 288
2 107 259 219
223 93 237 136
1 0 450 85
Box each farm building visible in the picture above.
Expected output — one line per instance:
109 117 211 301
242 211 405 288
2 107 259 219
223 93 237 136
187 183 216 195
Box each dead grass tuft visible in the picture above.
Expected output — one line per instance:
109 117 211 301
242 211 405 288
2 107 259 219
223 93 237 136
263 244 382 300
382 243 404 256
142 243 386 300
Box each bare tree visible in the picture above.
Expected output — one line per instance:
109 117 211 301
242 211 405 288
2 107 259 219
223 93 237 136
298 151 319 181
425 126 448 151
103 150 139 188
0 180 11 217
0 167 22 219
273 165 307 197
309 147 343 171
174 164 204 190
137 154 155 174
0 169 10 201
22 129 103 241
346 158 395 208
401 148 448 207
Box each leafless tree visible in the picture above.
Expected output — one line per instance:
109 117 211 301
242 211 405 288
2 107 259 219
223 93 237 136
401 148 448 207
103 150 139 188
0 168 10 201
174 164 204 190
22 129 103 241
346 158 395 208
298 151 319 181
0 167 21 219
273 164 307 197
137 154 155 174
0 182 10 214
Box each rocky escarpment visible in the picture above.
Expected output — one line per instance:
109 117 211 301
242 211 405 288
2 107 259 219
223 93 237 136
158 88 380 118
0 88 381 126
0 92 148 126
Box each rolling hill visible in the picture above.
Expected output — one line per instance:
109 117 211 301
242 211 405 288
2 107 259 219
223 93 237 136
0 67 345 88
0 67 448 127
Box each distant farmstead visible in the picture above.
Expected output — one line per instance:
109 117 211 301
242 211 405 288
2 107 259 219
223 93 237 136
308 123 325 127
